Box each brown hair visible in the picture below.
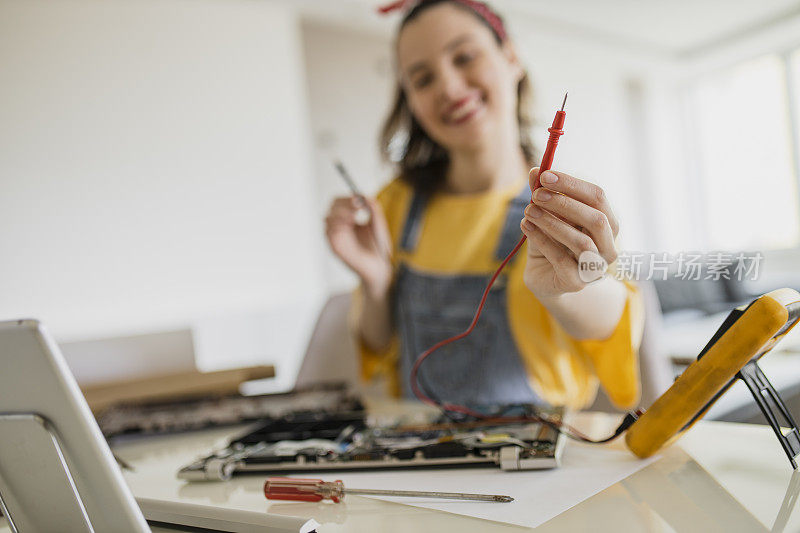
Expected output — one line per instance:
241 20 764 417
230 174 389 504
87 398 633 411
379 0 537 194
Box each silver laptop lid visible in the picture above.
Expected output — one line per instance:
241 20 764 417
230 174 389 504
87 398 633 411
0 319 149 532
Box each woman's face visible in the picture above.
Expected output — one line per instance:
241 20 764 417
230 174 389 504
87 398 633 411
397 3 522 154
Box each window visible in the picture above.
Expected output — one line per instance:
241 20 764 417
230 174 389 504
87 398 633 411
792 49 800 167
688 52 800 252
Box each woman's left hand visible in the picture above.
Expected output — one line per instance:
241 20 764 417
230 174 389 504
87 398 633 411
519 167 619 300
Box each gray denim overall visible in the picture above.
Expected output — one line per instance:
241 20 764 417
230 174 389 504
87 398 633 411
396 186 544 407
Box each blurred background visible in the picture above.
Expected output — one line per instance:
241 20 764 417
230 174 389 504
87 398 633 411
2 0 800 414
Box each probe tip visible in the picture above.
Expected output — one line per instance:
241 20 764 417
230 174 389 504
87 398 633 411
561 92 568 111
495 495 514 503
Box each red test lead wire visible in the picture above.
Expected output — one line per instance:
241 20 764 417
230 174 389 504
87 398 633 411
409 92 568 419
532 92 567 194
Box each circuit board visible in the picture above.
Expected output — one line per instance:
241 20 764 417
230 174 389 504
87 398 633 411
96 384 355 439
178 400 566 481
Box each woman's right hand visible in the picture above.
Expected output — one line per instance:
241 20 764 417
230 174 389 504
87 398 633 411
325 196 393 296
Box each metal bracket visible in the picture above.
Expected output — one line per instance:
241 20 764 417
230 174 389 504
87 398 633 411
737 361 800 470
0 412 94 533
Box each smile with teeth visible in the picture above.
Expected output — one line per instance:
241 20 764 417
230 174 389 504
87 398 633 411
444 95 484 124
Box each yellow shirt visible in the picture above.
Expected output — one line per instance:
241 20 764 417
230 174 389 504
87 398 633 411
356 177 644 410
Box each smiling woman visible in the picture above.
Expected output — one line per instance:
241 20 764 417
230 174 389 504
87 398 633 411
323 0 644 411
381 0 535 194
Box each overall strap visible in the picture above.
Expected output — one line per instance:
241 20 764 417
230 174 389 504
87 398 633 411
399 190 428 253
494 184 532 261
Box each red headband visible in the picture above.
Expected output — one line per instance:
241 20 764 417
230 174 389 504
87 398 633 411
378 0 507 42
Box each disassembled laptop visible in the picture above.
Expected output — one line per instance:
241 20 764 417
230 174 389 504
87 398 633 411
172 387 566 481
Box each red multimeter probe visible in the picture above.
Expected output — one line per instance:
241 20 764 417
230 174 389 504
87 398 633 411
410 93 568 418
532 93 567 195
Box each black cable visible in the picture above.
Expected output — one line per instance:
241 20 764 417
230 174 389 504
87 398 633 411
434 404 643 444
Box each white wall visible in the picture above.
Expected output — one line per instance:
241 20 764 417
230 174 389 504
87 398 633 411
0 0 323 377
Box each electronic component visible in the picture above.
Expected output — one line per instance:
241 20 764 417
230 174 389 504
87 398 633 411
177 403 566 481
97 383 360 440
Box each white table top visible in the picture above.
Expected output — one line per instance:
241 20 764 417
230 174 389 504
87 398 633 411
1 406 796 532
98 409 800 532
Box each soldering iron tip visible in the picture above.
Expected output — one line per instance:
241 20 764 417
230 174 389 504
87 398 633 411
561 92 568 112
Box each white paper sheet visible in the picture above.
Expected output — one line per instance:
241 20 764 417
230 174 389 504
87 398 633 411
332 442 658 528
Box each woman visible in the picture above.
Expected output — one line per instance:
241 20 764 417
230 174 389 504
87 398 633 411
325 0 643 409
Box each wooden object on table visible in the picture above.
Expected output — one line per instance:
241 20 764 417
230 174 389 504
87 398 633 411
81 365 275 413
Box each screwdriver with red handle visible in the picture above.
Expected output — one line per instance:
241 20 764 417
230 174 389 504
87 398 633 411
264 477 513 503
